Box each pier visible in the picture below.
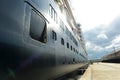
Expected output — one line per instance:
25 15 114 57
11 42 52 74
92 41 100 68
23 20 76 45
79 62 120 80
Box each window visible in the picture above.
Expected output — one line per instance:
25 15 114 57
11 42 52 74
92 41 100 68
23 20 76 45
73 58 75 62
73 48 75 52
67 42 69 48
49 5 52 18
76 50 78 54
79 53 81 55
30 10 47 43
52 31 57 40
61 38 64 45
60 19 64 31
54 11 58 23
77 51 79 54
71 45 72 50
75 49 77 53
49 4 58 23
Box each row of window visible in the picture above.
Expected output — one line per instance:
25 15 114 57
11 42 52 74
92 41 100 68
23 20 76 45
52 30 79 54
49 4 78 46
61 37 79 54
49 4 64 32
52 30 86 60
49 4 64 31
65 27 78 46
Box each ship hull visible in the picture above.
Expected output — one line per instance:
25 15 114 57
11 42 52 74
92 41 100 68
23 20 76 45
0 0 88 79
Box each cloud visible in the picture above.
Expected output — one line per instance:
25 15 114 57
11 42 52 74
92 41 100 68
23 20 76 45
83 16 120 59
105 35 120 49
86 41 105 59
83 25 110 47
97 34 108 39
72 0 120 31
71 0 120 59
86 42 104 52
105 17 120 38
112 35 120 44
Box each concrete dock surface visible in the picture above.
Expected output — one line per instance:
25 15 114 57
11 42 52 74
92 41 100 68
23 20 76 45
79 62 120 80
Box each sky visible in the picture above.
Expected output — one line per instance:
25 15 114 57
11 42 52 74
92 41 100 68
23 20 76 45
70 0 120 59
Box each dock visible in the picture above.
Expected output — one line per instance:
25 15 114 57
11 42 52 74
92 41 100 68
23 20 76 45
79 62 120 80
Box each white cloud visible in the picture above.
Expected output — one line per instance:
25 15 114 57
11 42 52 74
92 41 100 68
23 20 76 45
112 35 120 44
93 46 104 52
71 0 120 59
86 42 105 59
71 0 120 31
97 34 108 39
106 35 120 49
86 42 104 52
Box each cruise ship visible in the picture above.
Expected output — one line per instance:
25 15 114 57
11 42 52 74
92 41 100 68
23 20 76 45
0 0 88 80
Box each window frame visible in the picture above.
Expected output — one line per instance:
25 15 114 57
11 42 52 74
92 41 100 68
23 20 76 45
29 9 47 43
52 30 57 40
61 38 64 45
67 42 69 48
